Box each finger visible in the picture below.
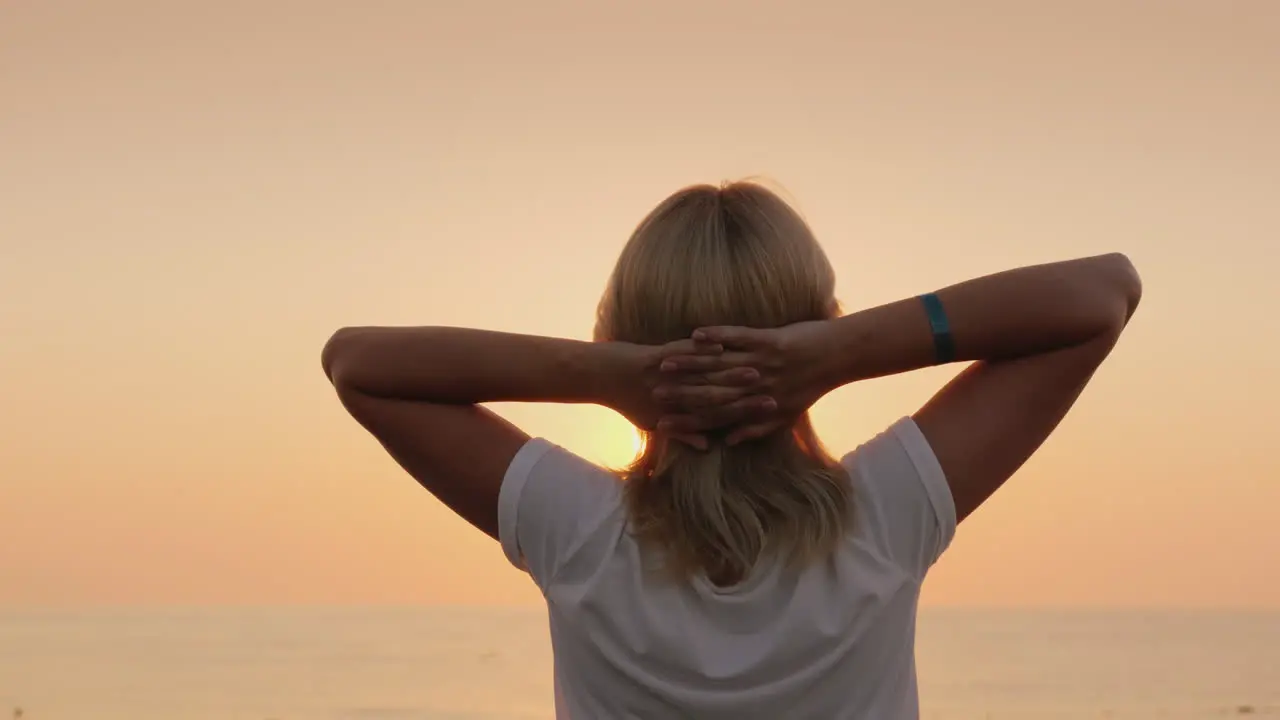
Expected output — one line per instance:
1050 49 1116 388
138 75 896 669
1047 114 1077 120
656 414 716 434
652 383 750 410
658 395 778 432
659 354 724 373
715 395 777 424
657 338 722 359
691 336 724 354
727 420 787 446
670 433 709 451
703 366 760 387
692 326 773 350
659 351 753 373
656 366 759 390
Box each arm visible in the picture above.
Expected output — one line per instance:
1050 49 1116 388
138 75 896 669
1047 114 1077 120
660 253 1143 522
321 327 648 539
823 253 1142 521
820 253 1141 383
321 327 627 406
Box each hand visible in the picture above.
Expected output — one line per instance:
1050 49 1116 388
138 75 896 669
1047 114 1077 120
653 320 836 445
601 337 776 450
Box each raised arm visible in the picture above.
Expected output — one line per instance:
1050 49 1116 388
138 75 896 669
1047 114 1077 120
321 327 753 539
322 328 638 539
829 253 1141 521
658 253 1143 522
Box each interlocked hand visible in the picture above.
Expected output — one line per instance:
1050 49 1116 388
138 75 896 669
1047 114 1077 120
652 322 833 446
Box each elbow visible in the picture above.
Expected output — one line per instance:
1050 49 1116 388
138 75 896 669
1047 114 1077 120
1098 253 1143 335
321 327 363 387
1121 256 1143 320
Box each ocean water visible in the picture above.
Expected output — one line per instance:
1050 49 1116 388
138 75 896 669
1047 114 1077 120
0 607 1275 719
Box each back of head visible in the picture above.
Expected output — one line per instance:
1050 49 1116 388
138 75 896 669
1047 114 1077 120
595 181 852 587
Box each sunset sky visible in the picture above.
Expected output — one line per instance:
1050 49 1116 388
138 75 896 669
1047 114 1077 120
2 1 1277 608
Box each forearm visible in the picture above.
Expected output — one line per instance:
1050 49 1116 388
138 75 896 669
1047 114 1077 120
321 326 612 404
825 253 1142 385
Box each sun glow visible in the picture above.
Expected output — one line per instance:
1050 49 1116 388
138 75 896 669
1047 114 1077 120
566 406 646 469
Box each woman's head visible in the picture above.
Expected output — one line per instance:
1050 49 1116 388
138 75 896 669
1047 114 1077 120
596 181 852 586
595 181 838 345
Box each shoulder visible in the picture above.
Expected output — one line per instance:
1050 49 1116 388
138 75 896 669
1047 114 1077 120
839 417 958 579
843 418 955 520
498 439 627 589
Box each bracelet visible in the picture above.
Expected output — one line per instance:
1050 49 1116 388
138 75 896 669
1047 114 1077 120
919 293 955 364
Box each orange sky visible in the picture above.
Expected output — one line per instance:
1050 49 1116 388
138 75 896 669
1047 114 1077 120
2 0 1277 608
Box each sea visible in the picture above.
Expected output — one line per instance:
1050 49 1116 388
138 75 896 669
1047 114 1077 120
0 606 1275 719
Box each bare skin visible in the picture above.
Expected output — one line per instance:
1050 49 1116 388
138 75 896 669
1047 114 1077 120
324 253 1141 535
655 253 1142 522
322 330 767 539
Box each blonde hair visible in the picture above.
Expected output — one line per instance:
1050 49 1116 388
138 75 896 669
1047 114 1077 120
595 181 852 586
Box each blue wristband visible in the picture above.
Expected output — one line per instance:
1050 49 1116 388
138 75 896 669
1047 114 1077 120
919 293 955 364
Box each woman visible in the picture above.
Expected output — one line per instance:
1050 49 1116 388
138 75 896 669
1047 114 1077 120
321 182 1142 718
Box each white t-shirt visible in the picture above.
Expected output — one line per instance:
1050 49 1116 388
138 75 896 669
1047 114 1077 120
498 417 957 719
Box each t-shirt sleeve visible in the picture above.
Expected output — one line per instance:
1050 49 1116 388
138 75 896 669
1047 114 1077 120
842 417 957 581
496 438 623 592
